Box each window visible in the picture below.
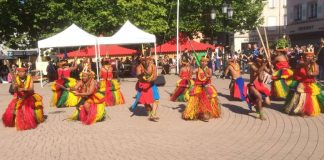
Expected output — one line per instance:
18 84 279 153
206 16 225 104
283 0 287 7
268 0 275 8
267 16 277 30
284 15 287 25
294 4 302 21
308 2 317 19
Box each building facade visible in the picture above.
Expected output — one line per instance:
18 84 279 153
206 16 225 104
233 0 287 52
286 0 324 46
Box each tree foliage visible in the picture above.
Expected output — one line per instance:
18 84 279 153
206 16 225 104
0 0 263 49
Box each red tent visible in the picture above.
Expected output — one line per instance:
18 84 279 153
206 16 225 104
58 45 137 58
155 35 216 53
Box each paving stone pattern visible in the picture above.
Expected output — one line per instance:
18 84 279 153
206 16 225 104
0 75 323 160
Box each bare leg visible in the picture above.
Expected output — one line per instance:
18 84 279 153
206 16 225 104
249 86 266 120
151 101 159 120
84 102 90 112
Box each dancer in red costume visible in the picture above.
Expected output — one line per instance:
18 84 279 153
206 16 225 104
2 60 44 130
170 58 194 102
247 55 271 120
99 58 125 106
182 57 221 121
131 56 160 121
284 47 324 116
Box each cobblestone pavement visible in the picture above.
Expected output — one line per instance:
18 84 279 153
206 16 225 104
0 75 324 160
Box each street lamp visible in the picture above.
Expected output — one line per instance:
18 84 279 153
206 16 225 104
220 2 234 73
210 8 216 45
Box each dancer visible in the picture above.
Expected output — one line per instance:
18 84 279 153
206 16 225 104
182 57 221 121
68 68 106 125
170 58 194 102
271 49 294 98
131 56 160 121
223 57 247 101
99 58 125 106
51 58 79 108
247 55 271 120
2 60 44 130
284 47 324 116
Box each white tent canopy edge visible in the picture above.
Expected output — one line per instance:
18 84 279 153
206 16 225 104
37 24 100 87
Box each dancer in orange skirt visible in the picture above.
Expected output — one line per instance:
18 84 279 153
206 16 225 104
182 57 221 121
284 47 324 116
2 60 44 130
170 58 194 102
99 58 125 106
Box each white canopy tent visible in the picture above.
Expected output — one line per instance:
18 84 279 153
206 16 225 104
98 20 157 67
37 24 100 87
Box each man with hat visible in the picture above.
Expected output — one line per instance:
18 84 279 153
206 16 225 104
271 49 294 99
68 67 106 125
2 59 45 130
284 46 324 117
131 56 160 121
182 56 221 122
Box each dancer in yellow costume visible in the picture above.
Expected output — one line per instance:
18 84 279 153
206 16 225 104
51 58 79 107
68 68 106 125
182 57 221 121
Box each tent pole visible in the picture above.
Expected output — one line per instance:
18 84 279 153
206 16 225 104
38 48 43 88
176 0 180 74
95 39 100 82
154 42 158 75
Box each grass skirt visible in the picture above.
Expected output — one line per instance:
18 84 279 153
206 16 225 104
284 82 324 116
182 85 221 120
2 93 44 130
51 77 79 107
271 68 294 98
170 79 194 102
99 79 125 106
69 92 106 125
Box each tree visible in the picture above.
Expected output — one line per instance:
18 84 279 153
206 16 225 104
0 0 263 49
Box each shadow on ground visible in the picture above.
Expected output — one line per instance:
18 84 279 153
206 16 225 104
222 103 255 118
172 104 186 113
129 106 148 117
48 111 65 114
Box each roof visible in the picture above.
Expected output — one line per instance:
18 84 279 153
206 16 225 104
58 45 137 58
38 24 97 48
98 20 156 45
155 35 216 53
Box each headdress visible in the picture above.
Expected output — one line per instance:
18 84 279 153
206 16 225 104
59 59 69 66
102 57 111 65
80 64 95 78
200 54 209 62
16 58 27 72
303 45 314 56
